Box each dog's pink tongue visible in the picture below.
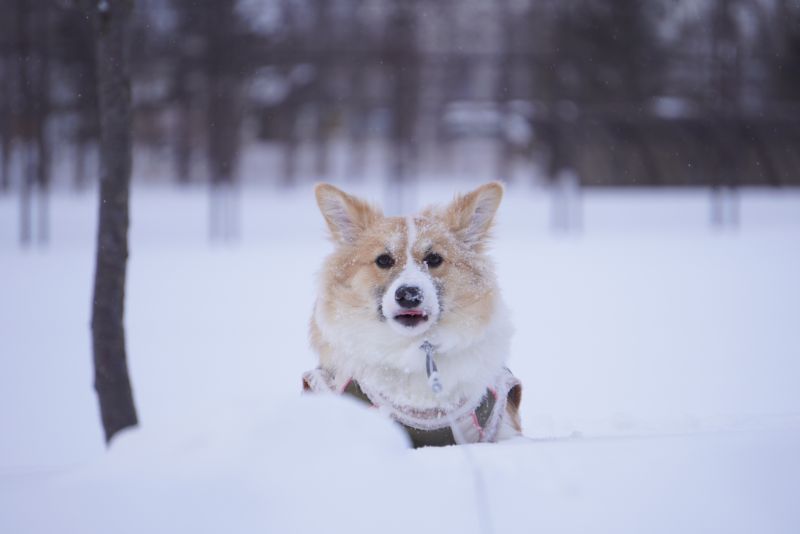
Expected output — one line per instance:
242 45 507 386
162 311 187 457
401 309 425 316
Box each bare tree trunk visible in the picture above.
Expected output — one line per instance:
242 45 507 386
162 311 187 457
384 0 419 215
17 0 32 246
0 136 10 192
74 139 89 189
346 4 368 183
175 100 193 185
207 75 241 241
0 60 11 193
90 0 138 444
281 112 298 188
312 0 332 181
346 95 367 182
494 0 513 183
173 63 193 185
35 24 51 245
20 142 33 246
205 2 242 241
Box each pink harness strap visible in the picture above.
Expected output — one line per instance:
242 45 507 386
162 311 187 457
301 367 520 445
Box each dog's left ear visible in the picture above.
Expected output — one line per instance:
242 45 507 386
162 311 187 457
315 183 382 245
444 182 504 250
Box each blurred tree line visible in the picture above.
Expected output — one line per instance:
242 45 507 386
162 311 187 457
1 0 799 237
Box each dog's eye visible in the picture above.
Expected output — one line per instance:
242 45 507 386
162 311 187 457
375 254 395 269
424 253 443 268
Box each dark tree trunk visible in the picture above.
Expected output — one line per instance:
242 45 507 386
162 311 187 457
494 0 513 183
281 111 299 188
20 143 33 246
89 0 138 444
17 0 32 246
35 20 51 245
0 60 10 193
175 99 193 185
173 64 193 185
312 0 332 181
74 139 90 189
346 0 368 182
14 0 52 245
204 2 242 240
0 135 10 192
385 0 420 215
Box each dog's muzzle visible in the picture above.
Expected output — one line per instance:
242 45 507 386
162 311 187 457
382 283 439 336
393 285 429 327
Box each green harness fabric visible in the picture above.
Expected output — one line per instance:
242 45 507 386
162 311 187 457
343 380 497 448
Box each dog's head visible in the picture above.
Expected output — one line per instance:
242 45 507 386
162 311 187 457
312 182 504 369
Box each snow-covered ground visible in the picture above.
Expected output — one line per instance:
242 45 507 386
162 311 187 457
1 182 799 533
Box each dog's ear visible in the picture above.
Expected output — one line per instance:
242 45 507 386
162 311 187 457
444 182 504 250
315 184 382 245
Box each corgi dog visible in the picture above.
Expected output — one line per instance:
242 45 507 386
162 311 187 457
303 182 522 447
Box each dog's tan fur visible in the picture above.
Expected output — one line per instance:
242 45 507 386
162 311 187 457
310 182 522 437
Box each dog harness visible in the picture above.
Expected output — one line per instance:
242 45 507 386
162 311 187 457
302 367 521 448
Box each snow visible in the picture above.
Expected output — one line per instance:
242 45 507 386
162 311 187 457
1 183 800 533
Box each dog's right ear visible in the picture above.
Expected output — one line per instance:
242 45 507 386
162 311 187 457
444 181 504 251
315 184 382 245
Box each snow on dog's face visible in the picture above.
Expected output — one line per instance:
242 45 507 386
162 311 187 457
312 182 503 372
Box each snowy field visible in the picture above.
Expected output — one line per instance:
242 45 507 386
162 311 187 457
1 182 800 534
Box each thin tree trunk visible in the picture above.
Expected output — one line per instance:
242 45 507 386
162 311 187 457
20 142 33 246
35 1 51 245
173 65 193 185
17 0 32 246
35 121 50 245
0 61 10 193
494 0 513 183
175 101 193 184
0 136 10 192
281 115 298 188
312 0 332 181
347 15 368 183
90 0 138 444
74 139 88 189
205 2 242 241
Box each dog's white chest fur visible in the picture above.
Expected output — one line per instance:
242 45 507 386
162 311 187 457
308 182 519 430
315 293 513 410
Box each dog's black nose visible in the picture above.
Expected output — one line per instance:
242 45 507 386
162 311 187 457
395 285 423 308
